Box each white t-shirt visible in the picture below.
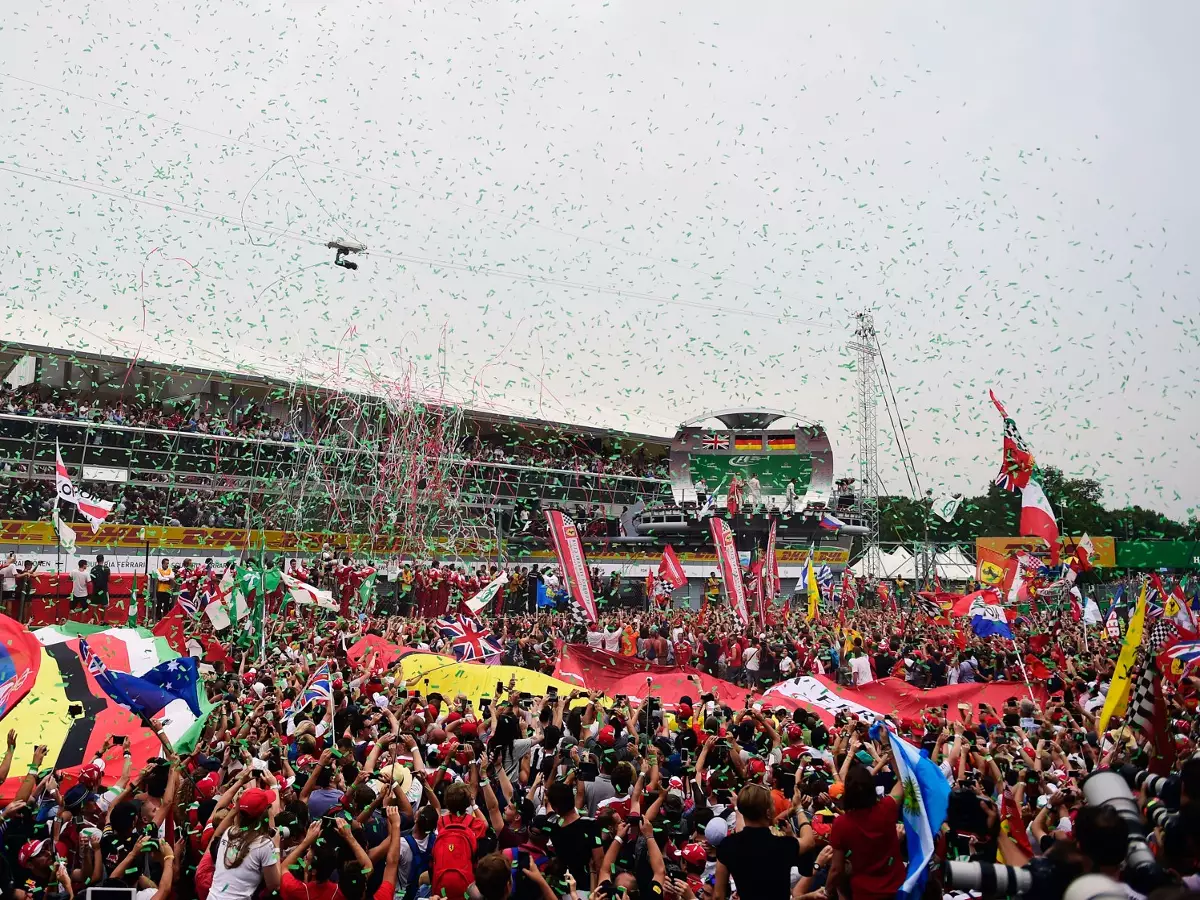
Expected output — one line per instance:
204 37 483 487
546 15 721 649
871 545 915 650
209 832 278 900
744 647 761 672
779 656 796 677
586 630 605 650
849 656 874 686
71 570 91 598
602 630 621 653
396 832 433 893
0 564 16 592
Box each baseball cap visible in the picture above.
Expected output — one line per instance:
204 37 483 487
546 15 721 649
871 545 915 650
238 787 277 819
63 784 96 811
704 817 728 846
681 843 707 866
18 839 49 867
76 763 105 788
785 724 804 741
676 703 693 719
597 725 616 748
194 772 221 801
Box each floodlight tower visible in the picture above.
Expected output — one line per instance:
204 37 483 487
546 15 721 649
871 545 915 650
848 312 882 579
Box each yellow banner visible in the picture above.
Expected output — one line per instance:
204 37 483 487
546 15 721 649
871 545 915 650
975 536 1115 568
0 519 850 565
0 520 497 555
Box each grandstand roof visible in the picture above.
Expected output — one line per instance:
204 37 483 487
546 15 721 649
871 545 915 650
1 318 669 445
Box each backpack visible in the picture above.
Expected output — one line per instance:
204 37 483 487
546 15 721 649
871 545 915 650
402 832 436 900
505 843 550 900
430 819 478 898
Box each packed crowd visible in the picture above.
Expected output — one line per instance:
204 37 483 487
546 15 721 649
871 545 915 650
0 387 669 481
3 567 1198 900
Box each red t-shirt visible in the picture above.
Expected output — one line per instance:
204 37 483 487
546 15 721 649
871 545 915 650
372 882 395 900
829 796 905 900
674 641 693 666
281 872 345 900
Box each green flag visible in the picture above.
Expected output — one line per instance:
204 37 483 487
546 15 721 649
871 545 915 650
358 572 377 612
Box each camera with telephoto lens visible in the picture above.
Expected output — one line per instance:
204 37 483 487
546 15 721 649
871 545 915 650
1117 763 1183 808
943 769 1172 898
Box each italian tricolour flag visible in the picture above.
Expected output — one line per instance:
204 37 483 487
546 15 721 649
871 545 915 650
1019 477 1060 563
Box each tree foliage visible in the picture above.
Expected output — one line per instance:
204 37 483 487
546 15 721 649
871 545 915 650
878 467 1200 545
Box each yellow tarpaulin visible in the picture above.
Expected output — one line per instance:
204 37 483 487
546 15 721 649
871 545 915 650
396 654 585 706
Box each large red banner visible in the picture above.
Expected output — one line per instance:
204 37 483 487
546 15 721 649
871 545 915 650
709 518 748 625
553 644 745 709
544 511 598 623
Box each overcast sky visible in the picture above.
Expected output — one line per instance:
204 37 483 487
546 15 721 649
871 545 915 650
2 0 1198 519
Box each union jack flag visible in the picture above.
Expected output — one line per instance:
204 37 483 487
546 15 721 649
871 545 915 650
1146 587 1165 620
178 592 199 617
700 434 729 450
79 638 108 677
437 614 502 663
288 663 332 718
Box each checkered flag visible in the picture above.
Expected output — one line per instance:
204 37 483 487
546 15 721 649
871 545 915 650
1126 656 1173 775
1127 661 1156 736
1146 618 1177 652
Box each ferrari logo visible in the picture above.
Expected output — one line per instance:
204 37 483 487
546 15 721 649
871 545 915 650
980 561 1005 585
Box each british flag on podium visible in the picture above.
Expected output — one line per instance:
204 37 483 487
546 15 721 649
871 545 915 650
437 614 503 663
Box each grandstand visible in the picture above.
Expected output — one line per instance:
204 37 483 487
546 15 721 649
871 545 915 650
0 343 864 583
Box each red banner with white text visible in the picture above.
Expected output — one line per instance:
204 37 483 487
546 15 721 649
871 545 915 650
709 518 748 625
545 511 598 623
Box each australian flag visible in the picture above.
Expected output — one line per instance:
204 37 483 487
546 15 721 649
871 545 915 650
437 614 502 663
80 639 202 719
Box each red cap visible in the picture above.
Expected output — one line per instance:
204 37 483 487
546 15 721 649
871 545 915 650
785 724 804 741
195 772 220 800
18 839 49 866
681 843 707 866
238 787 276 819
748 757 767 775
459 718 479 738
76 764 104 789
597 725 616 748
676 704 693 719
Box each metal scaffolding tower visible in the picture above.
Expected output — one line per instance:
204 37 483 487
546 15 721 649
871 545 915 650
848 312 882 578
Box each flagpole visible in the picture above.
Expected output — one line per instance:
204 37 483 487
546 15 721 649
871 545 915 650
1012 635 1036 703
55 521 62 625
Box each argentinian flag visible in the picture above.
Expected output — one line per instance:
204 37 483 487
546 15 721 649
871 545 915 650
870 723 951 899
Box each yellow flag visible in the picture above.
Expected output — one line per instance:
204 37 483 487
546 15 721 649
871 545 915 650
842 628 862 657
1096 581 1147 734
806 557 820 621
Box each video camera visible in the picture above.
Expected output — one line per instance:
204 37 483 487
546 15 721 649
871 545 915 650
943 769 1174 899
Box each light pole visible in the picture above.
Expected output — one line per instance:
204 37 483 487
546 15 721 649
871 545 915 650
922 489 934 591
